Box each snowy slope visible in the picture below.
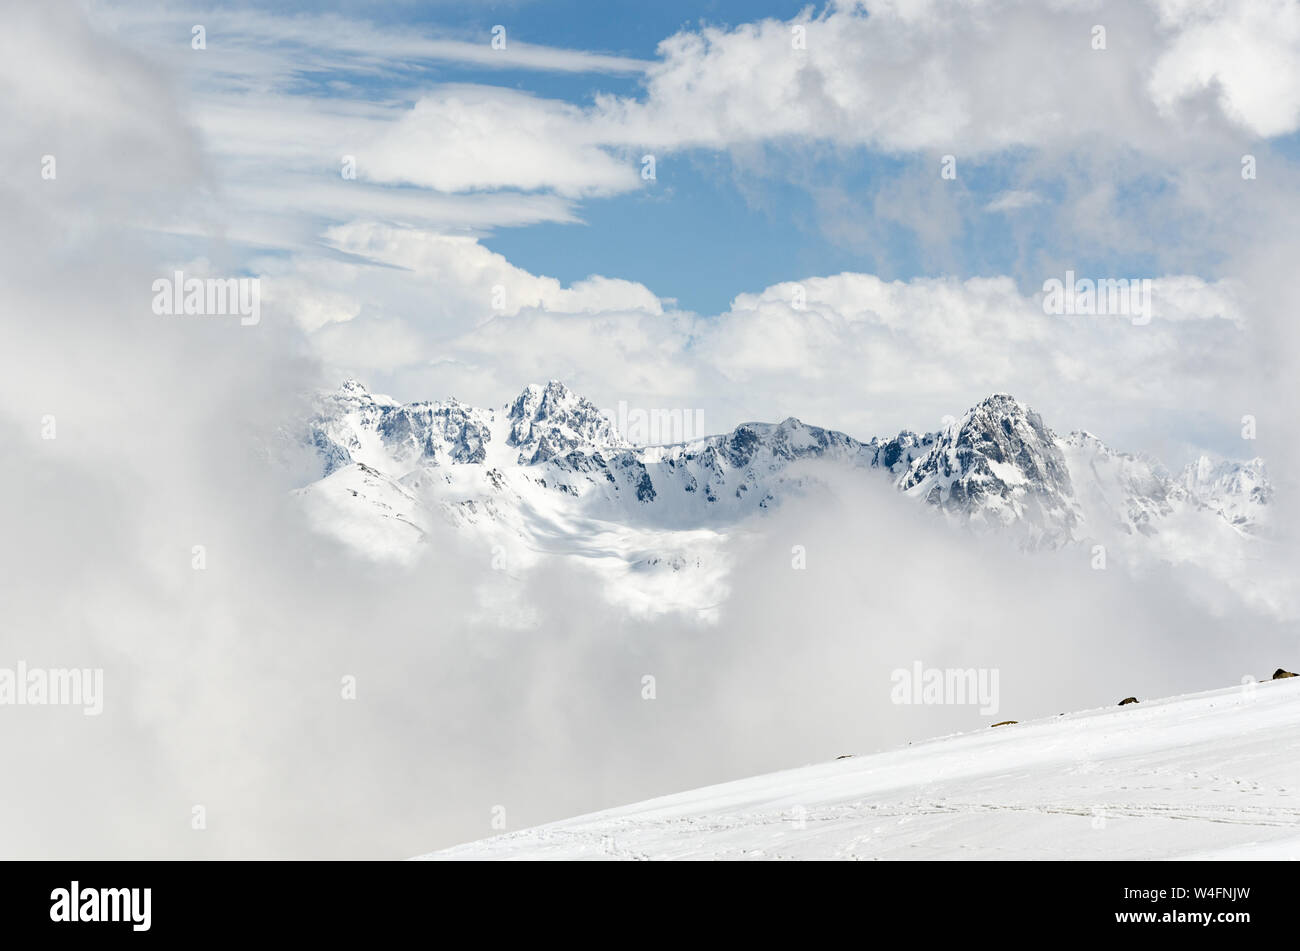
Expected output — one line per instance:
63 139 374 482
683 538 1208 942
422 678 1300 860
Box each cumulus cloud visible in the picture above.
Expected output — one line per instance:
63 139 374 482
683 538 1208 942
604 0 1300 151
1148 0 1300 138
364 88 641 198
264 225 1255 461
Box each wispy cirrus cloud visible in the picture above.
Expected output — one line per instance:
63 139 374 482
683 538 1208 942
94 4 652 82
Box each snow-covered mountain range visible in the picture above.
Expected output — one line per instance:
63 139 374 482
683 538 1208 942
288 380 1274 616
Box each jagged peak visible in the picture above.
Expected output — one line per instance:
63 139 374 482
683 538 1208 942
507 380 586 418
930 393 1052 448
504 380 627 462
1184 453 1266 471
962 392 1034 418
515 379 571 398
326 378 399 408
337 378 370 396
1181 454 1270 490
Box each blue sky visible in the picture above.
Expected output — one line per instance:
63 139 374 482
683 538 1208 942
90 0 1300 463
207 0 1242 315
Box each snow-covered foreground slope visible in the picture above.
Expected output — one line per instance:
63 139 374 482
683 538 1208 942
422 678 1300 860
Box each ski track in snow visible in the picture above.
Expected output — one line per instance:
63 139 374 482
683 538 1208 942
420 680 1300 860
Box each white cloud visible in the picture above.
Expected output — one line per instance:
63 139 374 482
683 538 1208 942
693 272 1253 442
1149 0 1300 137
498 0 1297 154
320 222 663 316
95 4 651 79
985 190 1043 212
596 0 1300 153
364 88 640 197
264 222 1255 459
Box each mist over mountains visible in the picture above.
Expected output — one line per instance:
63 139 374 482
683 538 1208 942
287 380 1279 618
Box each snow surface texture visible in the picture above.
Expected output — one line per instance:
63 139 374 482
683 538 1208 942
421 678 1300 860
287 381 1278 617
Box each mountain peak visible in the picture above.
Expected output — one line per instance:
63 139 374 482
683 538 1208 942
899 392 1077 545
506 380 626 464
328 378 399 410
964 392 1031 417
1179 455 1272 531
511 380 571 403
949 393 1053 446
335 378 374 401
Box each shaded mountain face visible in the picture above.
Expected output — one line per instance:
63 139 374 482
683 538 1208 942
895 394 1080 548
506 381 628 465
310 380 494 474
291 380 1273 612
304 380 888 528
